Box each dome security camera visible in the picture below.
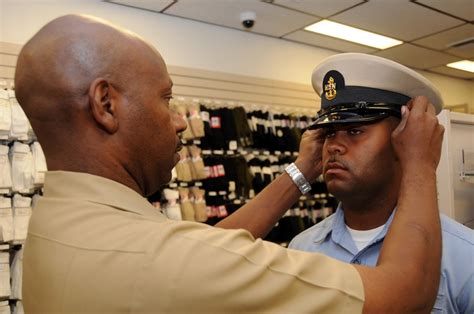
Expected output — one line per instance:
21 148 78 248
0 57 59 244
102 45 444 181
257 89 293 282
240 11 256 29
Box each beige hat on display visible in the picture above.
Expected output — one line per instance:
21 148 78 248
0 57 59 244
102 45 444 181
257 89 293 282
308 53 443 129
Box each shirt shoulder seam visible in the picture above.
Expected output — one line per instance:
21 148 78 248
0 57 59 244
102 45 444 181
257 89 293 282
27 232 146 254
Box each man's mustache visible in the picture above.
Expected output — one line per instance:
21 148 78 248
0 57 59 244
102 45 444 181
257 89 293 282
325 157 349 171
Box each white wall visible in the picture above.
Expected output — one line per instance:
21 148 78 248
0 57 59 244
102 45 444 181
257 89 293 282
2 0 473 109
420 71 474 111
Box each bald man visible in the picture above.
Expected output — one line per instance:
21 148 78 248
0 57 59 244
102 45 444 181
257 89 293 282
16 15 444 313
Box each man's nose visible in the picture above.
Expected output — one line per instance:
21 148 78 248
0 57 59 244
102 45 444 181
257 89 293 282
325 132 347 155
174 112 188 134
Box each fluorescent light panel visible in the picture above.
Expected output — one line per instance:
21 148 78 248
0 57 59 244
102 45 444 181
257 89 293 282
305 20 403 50
446 60 474 73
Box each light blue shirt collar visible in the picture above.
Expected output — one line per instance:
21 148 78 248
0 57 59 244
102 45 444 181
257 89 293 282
319 203 397 255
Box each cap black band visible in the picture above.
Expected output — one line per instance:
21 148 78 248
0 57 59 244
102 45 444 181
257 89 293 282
322 86 411 108
308 102 402 130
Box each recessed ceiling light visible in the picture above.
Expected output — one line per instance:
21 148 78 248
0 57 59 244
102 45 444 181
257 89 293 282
446 60 474 73
304 20 403 50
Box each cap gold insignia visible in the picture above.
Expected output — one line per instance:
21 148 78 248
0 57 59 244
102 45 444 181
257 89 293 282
324 77 336 100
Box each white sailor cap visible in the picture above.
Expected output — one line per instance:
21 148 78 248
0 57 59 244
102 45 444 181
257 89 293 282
308 53 443 129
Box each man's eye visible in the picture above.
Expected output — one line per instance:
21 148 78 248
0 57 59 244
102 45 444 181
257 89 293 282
348 129 362 135
324 130 336 138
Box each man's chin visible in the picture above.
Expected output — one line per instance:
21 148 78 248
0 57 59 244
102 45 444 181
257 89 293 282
163 171 173 185
173 152 181 165
326 181 351 199
156 169 173 189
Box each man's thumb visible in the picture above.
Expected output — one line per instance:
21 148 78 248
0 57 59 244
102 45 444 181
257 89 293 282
393 105 409 136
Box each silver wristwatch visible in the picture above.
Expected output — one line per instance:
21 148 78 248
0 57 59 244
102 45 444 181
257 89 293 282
285 162 311 195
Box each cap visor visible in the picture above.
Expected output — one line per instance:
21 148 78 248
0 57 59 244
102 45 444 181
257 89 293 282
308 112 392 129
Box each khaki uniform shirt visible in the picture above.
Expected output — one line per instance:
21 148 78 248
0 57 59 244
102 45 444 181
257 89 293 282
24 171 364 313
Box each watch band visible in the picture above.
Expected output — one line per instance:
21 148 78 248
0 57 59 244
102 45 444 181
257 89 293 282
285 162 312 195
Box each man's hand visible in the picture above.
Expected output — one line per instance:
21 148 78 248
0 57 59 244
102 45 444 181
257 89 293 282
294 129 325 183
391 96 445 173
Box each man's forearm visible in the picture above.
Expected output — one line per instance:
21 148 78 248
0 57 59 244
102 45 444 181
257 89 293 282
388 168 441 299
384 168 440 307
356 169 441 313
215 170 302 239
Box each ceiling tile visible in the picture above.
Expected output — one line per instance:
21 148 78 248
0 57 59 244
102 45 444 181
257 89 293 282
331 0 464 41
429 66 474 79
284 30 377 53
413 24 473 51
446 43 474 59
415 0 473 22
373 44 460 69
164 0 319 37
272 0 364 17
107 0 174 12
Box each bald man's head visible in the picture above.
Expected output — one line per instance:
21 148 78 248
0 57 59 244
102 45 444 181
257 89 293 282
13 15 183 194
15 14 165 122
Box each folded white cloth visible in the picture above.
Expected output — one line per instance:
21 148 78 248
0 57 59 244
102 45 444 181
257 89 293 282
0 145 12 193
12 195 32 242
0 305 10 314
0 90 11 140
0 252 10 298
11 247 23 300
31 142 47 186
10 142 34 193
9 90 29 141
0 197 13 243
13 301 24 314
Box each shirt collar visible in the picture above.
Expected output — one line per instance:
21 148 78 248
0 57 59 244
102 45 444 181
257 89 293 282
310 205 345 243
43 171 164 219
315 203 397 252
330 204 359 254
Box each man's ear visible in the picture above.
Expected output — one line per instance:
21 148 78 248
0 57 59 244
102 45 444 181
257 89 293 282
88 78 119 134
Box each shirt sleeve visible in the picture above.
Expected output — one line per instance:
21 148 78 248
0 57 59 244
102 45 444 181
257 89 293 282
134 221 365 313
